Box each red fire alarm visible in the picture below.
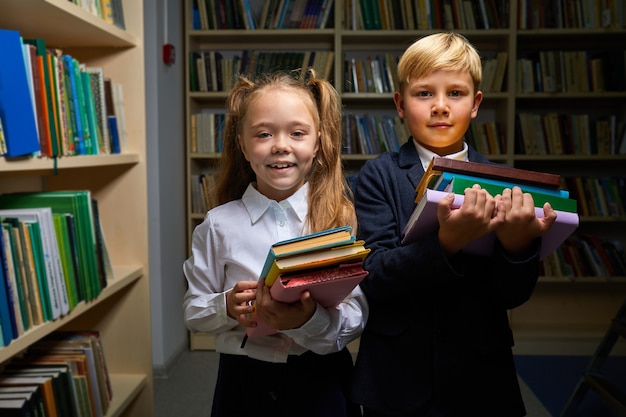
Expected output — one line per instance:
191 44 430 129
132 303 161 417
163 43 175 65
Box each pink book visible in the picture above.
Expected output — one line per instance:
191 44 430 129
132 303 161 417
246 262 368 338
401 188 579 260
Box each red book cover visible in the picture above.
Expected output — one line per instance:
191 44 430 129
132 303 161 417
247 262 368 338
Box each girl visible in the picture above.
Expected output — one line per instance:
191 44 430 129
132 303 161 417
183 69 367 417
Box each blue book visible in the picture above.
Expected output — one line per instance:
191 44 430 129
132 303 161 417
0 29 40 157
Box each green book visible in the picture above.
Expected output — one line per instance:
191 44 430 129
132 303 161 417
0 191 101 301
438 175 577 213
26 221 53 322
53 213 81 310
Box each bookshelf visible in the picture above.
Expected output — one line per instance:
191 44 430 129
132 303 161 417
0 0 154 415
185 0 626 353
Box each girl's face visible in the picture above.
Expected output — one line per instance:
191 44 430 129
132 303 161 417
394 69 482 155
238 88 320 202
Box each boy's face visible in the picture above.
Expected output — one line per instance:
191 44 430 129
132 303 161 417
394 69 482 156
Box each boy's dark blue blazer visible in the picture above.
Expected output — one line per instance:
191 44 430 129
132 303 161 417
350 141 540 417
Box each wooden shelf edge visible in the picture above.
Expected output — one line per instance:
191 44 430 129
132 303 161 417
106 373 148 417
0 265 144 363
0 0 138 47
0 154 141 174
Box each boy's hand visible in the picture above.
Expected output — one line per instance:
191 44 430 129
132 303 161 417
495 187 558 255
254 279 317 331
437 184 504 255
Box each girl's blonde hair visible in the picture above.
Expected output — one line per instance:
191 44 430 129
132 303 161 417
397 32 483 92
216 69 357 233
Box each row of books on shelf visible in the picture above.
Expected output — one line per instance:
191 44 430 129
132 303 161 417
343 55 399 94
0 330 112 417
516 50 626 94
541 235 626 279
465 121 506 155
191 0 335 30
344 50 507 94
69 0 125 29
189 50 334 92
517 0 625 29
564 176 626 218
188 111 409 158
346 0 507 30
190 173 219 214
0 29 127 159
342 113 409 155
190 112 225 154
0 191 112 348
515 112 626 156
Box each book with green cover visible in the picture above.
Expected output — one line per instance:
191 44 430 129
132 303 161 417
0 191 101 301
53 213 81 310
436 174 578 213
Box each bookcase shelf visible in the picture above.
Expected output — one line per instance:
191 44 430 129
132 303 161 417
0 0 153 415
185 0 626 352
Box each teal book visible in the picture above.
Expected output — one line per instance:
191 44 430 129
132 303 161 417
259 225 355 285
434 172 577 213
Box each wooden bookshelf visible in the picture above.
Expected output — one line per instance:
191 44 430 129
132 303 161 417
184 0 626 353
0 0 154 415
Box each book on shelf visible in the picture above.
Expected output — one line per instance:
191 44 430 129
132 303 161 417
0 29 40 158
0 191 103 302
0 384 45 417
247 225 370 338
2 217 46 327
0 374 58 417
0 396 35 416
0 208 71 321
25 331 112 417
0 227 18 346
1 220 28 337
0 365 75 417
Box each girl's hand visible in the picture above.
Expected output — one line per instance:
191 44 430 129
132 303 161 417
226 280 258 327
254 279 317 331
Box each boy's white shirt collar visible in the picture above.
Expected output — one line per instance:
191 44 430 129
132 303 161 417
412 138 469 171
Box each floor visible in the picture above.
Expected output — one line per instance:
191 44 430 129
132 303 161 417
153 349 555 417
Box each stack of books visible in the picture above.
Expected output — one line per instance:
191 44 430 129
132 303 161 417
0 330 112 417
247 225 370 338
401 157 579 259
0 191 112 347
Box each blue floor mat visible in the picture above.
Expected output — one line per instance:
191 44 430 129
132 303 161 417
515 355 626 417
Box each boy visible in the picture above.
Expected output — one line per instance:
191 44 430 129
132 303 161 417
350 32 557 417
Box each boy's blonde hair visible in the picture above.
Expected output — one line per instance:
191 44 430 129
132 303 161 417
397 32 482 92
216 69 357 233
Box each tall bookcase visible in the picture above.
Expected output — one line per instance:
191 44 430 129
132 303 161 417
0 0 154 415
184 0 626 353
